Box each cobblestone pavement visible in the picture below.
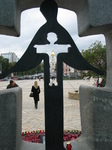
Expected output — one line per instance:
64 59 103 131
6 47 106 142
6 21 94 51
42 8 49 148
0 78 95 132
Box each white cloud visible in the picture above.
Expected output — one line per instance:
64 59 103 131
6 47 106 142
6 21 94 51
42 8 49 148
0 8 105 59
58 9 78 35
75 34 106 51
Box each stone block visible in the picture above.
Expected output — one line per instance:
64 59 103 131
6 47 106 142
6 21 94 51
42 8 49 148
0 87 22 150
79 85 112 150
77 0 112 36
0 0 20 36
88 0 112 26
68 91 79 100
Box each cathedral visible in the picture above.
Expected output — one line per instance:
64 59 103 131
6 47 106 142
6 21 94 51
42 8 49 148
50 50 56 74
50 50 74 77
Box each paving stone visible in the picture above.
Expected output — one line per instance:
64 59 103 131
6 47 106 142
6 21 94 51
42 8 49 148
0 78 95 132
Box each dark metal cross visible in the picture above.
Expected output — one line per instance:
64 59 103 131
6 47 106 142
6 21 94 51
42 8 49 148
43 53 65 150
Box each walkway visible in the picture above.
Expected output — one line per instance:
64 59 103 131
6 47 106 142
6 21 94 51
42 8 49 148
0 78 95 132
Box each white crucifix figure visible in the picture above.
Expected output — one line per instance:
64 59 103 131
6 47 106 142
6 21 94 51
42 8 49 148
34 32 71 85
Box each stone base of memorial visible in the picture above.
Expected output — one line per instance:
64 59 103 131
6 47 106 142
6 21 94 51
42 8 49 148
0 87 22 150
1 86 112 150
68 85 112 150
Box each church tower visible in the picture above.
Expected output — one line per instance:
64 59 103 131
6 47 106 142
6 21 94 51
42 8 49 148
50 50 56 73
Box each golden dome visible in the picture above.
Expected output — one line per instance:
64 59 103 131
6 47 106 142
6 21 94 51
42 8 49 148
51 50 55 56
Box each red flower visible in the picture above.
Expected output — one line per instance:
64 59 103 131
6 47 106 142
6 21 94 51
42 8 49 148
22 129 81 143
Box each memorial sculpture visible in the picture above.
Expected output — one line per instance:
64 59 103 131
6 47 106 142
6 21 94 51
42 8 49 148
0 0 104 150
0 0 103 78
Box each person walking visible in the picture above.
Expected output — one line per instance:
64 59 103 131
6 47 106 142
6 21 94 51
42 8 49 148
7 80 18 89
31 81 40 109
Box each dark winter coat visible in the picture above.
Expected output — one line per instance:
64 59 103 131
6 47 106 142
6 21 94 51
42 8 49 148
7 83 18 89
31 86 40 101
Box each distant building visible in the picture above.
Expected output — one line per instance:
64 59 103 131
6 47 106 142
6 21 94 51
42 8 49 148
1 52 19 63
63 63 74 75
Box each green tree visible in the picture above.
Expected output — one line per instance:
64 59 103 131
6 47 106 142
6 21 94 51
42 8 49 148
9 62 16 69
81 41 106 80
23 63 42 75
41 61 44 73
36 64 42 73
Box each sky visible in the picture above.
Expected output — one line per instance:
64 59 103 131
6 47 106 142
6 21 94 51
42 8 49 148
0 8 106 59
